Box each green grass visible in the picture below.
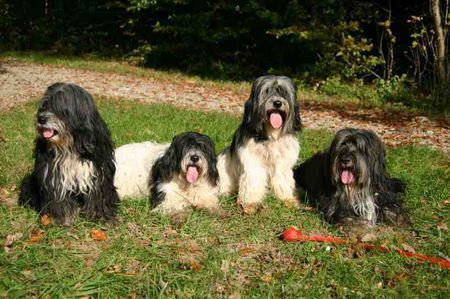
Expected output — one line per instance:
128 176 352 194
0 98 449 298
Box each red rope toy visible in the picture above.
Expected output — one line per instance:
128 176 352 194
281 226 450 269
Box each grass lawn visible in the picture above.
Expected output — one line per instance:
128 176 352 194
0 98 448 298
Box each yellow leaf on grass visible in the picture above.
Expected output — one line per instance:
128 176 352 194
190 260 202 271
90 229 107 241
27 230 45 244
40 214 52 226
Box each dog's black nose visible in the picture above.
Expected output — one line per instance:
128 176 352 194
37 115 47 124
273 100 282 108
341 157 352 166
190 155 199 162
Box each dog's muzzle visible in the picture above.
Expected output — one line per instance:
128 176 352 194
185 154 202 183
266 98 288 129
36 114 59 140
338 156 355 185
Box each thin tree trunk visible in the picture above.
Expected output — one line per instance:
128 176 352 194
431 0 447 81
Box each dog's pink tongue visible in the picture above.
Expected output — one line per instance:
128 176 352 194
269 112 283 129
341 170 354 184
42 129 53 139
186 166 199 183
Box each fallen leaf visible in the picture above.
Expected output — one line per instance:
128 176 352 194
66 231 79 240
401 243 415 253
4 232 23 247
40 214 52 226
436 223 448 231
221 260 230 273
107 265 121 273
239 246 258 256
21 270 34 279
261 273 273 283
3 232 23 252
359 232 378 243
90 229 107 241
190 260 202 271
27 230 45 244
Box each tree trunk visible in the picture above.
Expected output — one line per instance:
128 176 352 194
431 0 447 81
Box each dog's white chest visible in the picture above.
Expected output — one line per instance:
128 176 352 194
247 134 299 168
49 152 95 196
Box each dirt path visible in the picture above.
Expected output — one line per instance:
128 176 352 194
1 59 448 153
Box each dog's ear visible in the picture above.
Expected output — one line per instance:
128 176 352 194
243 83 266 136
243 96 264 134
366 131 386 177
151 152 174 184
202 136 219 186
90 111 115 162
292 99 302 132
365 130 392 191
73 117 96 157
286 78 302 133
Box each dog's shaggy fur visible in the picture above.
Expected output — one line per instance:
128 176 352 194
150 132 220 215
218 75 301 213
294 128 411 227
114 142 169 199
19 83 119 225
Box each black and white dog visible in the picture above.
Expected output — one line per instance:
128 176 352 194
218 75 302 214
19 83 119 225
294 128 410 227
150 132 220 215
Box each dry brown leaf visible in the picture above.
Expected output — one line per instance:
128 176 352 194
401 243 415 253
359 232 378 243
261 273 273 283
239 247 258 256
40 214 52 226
107 265 121 273
190 260 202 271
27 230 45 244
90 229 107 241
436 222 448 231
220 260 230 273
4 232 23 247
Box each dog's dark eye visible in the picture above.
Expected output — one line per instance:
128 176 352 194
40 100 49 109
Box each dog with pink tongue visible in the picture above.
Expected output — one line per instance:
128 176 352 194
217 75 302 214
294 128 411 228
149 132 220 216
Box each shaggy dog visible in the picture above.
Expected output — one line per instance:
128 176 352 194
19 83 119 225
150 132 220 215
114 142 169 199
218 75 302 214
294 128 411 227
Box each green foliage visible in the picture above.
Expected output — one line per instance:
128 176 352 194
315 74 424 109
375 75 410 103
310 21 384 80
0 0 447 107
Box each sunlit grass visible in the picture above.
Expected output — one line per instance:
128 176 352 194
0 98 448 297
